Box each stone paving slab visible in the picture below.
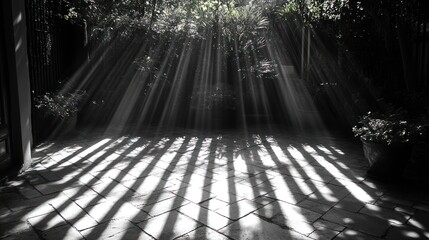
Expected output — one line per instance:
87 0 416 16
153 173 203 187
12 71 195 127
176 226 230 240
308 226 340 240
271 213 317 235
85 200 150 223
125 190 176 208
80 219 145 240
322 207 390 237
199 197 231 211
137 211 201 239
334 229 383 240
408 210 429 230
40 224 85 240
312 219 345 232
0 221 33 239
140 195 190 217
1 228 40 240
297 199 332 214
171 185 215 204
215 199 262 221
257 200 322 223
1 128 429 239
384 224 429 240
219 213 312 240
51 199 99 231
177 202 232 230
27 211 68 231
359 203 411 225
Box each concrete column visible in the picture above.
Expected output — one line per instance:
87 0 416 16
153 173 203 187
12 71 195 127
1 0 33 173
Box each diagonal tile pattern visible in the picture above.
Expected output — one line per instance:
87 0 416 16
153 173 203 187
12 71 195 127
1 128 429 239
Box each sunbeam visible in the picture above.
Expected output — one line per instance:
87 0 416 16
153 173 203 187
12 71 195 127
5 0 428 239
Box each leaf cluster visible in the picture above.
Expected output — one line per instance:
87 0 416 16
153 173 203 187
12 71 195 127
153 1 271 41
352 111 424 145
276 0 350 24
35 90 87 119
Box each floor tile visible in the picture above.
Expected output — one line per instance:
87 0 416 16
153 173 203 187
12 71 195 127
126 190 176 208
0 221 32 239
359 204 411 225
120 175 171 196
171 185 215 204
333 194 366 212
177 202 232 230
215 199 261 220
27 211 68 231
51 199 98 231
199 198 230 211
257 200 322 223
312 219 345 232
408 210 429 230
271 213 317 235
2 129 429 239
308 226 340 240
384 224 429 240
80 219 139 239
40 224 84 240
219 213 311 240
322 208 389 237
298 199 332 214
176 226 230 240
85 201 150 223
137 211 201 239
0 228 40 240
0 204 56 224
335 229 383 240
141 195 190 217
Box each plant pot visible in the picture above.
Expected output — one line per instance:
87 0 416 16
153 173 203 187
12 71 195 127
362 140 413 181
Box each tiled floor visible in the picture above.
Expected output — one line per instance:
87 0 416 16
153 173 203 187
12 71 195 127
1 128 429 239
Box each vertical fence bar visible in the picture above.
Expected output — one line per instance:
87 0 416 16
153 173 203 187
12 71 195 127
25 0 66 144
422 22 428 90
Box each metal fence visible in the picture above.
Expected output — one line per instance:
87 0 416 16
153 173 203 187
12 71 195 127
418 22 429 90
25 0 65 144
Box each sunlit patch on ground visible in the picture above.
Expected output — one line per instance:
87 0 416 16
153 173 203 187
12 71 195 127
1 128 429 239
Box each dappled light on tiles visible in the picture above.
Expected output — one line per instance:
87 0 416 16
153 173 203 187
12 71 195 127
3 129 429 239
12 1 429 239
302 144 374 203
264 139 313 196
77 138 112 156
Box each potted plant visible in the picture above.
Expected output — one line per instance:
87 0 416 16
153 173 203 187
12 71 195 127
352 111 424 180
35 90 86 135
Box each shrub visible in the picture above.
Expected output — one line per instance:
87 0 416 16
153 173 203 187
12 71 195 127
35 90 86 119
352 111 424 145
